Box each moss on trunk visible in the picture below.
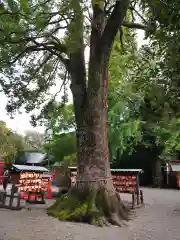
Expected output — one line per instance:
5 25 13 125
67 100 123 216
47 184 129 227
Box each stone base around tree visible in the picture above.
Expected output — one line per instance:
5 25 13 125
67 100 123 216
47 185 130 227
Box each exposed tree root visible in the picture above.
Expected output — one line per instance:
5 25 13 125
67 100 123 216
47 185 129 227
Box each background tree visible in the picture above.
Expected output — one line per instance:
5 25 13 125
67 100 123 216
24 130 45 150
0 120 25 163
43 103 76 165
110 43 180 186
44 131 76 165
108 39 143 160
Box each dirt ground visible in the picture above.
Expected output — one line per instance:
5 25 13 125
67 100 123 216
1 188 180 240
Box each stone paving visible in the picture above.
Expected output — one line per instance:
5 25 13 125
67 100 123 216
0 188 180 240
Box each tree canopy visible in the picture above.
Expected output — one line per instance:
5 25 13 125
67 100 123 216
0 0 160 121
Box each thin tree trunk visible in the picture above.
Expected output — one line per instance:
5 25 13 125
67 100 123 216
152 158 162 188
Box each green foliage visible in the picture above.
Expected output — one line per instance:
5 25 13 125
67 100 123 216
62 153 76 167
146 1 180 159
45 104 75 133
0 120 26 162
0 0 87 122
44 131 76 164
0 0 152 122
108 29 180 163
108 37 144 157
160 118 180 161
43 104 76 165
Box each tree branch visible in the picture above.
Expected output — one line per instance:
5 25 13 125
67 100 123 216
100 0 130 55
26 53 53 86
9 45 51 65
122 21 147 30
41 59 60 89
105 4 115 14
1 34 68 55
50 70 69 104
67 0 87 112
129 6 147 24
8 38 69 70
34 41 70 68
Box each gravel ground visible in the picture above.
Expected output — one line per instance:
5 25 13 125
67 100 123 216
1 188 180 240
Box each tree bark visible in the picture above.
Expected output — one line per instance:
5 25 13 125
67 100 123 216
152 158 162 188
48 57 129 226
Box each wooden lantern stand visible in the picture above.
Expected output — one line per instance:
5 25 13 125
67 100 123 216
10 165 49 205
68 167 144 209
111 169 144 209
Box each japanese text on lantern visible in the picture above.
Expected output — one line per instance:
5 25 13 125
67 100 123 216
18 172 48 192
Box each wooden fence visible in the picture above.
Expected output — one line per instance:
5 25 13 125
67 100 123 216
0 191 22 210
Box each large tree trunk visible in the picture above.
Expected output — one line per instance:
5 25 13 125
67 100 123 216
48 60 129 226
47 0 130 226
49 64 130 225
